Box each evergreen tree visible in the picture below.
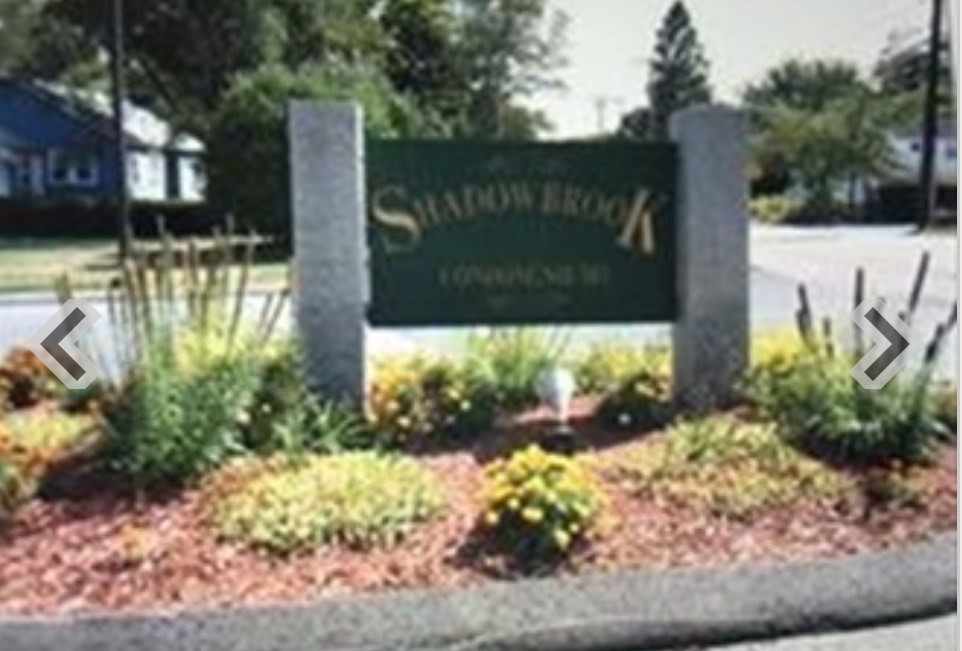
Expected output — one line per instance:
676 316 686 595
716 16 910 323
624 1 711 140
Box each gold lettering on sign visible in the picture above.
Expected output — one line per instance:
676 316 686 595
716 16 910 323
438 262 612 291
617 190 655 256
371 185 422 253
371 180 662 257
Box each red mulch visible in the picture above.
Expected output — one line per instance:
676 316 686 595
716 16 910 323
0 400 956 616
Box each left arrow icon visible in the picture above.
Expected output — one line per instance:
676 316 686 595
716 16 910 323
27 298 102 390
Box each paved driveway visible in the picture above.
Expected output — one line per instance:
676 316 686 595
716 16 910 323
0 225 956 377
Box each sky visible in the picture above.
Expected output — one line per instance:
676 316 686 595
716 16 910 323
527 0 933 137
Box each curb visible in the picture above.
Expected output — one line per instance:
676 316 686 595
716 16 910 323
0 534 955 651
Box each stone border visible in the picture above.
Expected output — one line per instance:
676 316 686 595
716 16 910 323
0 534 954 651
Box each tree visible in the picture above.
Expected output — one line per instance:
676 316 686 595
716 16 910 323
743 59 868 117
752 90 914 215
744 59 873 198
207 65 432 239
0 0 100 84
48 0 568 141
267 0 384 71
379 0 465 130
49 0 280 134
450 0 568 139
622 1 711 140
49 0 390 136
617 107 653 140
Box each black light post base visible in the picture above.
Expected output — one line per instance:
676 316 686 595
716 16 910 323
539 424 582 455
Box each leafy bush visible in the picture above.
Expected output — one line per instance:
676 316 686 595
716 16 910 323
481 445 604 560
367 356 497 448
0 422 45 521
611 417 853 518
0 347 62 411
595 370 671 430
574 342 669 394
747 347 953 465
749 194 800 224
105 327 264 488
0 410 97 519
244 342 366 454
203 452 444 554
750 329 811 375
465 329 568 410
933 383 957 432
208 64 438 239
4 410 97 458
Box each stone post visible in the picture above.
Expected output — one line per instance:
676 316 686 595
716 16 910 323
670 106 750 411
289 101 367 405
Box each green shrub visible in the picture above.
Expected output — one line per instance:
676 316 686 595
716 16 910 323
574 342 669 394
933 383 957 432
208 65 438 239
244 342 366 454
0 411 99 520
610 416 853 517
747 348 953 465
481 445 604 560
105 327 264 488
465 329 568 410
4 410 97 458
595 370 671 430
203 452 444 553
0 422 44 521
367 356 497 448
750 328 812 375
749 194 800 224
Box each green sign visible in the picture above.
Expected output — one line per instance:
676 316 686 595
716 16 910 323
366 141 677 326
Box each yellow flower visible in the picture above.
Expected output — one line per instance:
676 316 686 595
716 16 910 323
484 511 499 526
507 497 521 511
521 507 544 524
397 416 412 429
553 529 571 550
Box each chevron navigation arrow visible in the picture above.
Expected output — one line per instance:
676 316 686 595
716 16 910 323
850 298 916 390
27 298 102 390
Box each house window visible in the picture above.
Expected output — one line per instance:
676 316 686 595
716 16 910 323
47 149 99 187
190 158 206 194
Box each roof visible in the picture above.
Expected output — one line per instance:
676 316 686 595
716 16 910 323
0 124 30 149
1 77 203 152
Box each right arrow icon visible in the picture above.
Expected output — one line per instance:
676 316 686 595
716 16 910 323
850 298 916 390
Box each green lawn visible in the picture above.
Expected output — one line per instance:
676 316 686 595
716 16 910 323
0 238 289 294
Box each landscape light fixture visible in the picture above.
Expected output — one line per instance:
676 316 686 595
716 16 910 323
536 366 579 454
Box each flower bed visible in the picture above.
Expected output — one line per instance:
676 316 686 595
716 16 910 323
0 393 954 615
0 243 956 616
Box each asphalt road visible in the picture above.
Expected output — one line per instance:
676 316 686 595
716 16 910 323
676 616 957 651
0 225 957 377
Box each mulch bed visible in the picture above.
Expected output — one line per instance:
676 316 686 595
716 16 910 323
0 400 956 616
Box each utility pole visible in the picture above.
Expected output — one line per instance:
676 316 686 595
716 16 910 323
109 0 131 257
591 96 625 134
917 0 945 230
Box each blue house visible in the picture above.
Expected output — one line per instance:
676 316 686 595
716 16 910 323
0 77 205 204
